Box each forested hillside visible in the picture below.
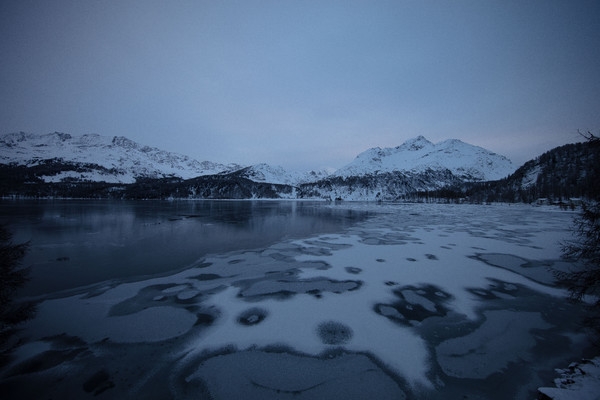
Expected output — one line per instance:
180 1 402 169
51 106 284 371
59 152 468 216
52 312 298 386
421 138 600 203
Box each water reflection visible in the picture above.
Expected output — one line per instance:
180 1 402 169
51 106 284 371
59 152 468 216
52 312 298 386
0 200 366 296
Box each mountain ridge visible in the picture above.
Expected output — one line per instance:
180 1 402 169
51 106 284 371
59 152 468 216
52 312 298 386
0 132 515 187
0 131 241 183
12 130 590 201
334 135 515 181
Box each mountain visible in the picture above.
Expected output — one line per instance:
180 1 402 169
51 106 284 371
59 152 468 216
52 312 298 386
225 164 330 186
2 131 544 201
0 132 240 183
298 169 465 201
0 132 512 187
334 136 515 181
292 136 517 201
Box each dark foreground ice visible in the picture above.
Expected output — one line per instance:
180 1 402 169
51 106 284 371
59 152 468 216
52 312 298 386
0 202 596 399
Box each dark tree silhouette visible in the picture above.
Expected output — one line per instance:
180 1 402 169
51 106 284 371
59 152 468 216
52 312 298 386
578 129 599 143
0 225 34 343
558 202 600 337
551 131 600 335
559 202 600 303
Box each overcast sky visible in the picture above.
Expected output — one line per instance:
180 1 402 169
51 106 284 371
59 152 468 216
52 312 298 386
1 0 599 171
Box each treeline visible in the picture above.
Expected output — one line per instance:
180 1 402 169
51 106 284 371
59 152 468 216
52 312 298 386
0 159 125 198
0 174 294 200
0 159 292 199
0 159 122 196
125 175 293 199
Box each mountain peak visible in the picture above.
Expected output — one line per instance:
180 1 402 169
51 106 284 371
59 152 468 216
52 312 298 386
112 136 137 148
438 138 464 146
334 136 515 181
399 135 433 151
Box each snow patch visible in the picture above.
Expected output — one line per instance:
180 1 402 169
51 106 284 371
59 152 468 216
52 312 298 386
538 357 600 400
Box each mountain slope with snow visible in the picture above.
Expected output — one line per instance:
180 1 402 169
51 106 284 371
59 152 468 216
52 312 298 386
227 163 330 186
334 136 515 181
0 131 524 200
0 132 241 183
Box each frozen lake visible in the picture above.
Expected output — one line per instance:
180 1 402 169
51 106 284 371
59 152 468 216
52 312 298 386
0 200 596 399
0 200 364 296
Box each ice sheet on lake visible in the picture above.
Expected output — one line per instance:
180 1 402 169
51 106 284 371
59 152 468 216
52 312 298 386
188 284 432 388
5 203 592 400
472 253 558 285
294 228 565 321
28 295 197 343
435 310 551 379
184 350 406 400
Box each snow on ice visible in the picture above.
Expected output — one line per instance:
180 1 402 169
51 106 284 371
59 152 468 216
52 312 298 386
0 203 596 399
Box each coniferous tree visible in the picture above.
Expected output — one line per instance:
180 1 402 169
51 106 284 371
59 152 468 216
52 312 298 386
555 130 600 335
555 202 600 337
559 202 600 302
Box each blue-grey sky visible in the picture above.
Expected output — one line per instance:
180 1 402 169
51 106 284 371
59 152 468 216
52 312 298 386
1 0 599 171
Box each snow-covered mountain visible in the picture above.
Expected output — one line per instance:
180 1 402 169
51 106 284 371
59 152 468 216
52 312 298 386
297 169 466 201
227 163 330 186
1 131 523 200
334 136 515 181
0 132 241 183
